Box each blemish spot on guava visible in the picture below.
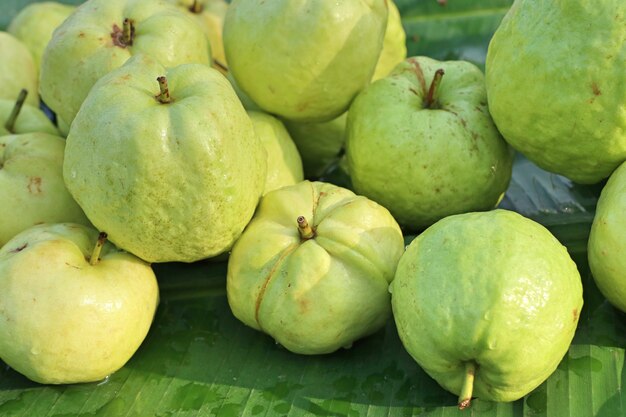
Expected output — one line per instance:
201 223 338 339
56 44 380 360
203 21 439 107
110 24 124 47
65 262 82 270
27 177 42 194
10 243 27 253
78 32 85 38
591 83 601 96
572 308 578 322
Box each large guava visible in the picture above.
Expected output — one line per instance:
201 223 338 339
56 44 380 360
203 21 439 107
227 180 404 355
392 209 583 407
486 0 626 184
63 54 266 263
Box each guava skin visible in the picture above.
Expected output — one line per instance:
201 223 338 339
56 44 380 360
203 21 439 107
7 2 76 76
0 99 59 136
0 223 159 384
392 209 583 403
0 133 90 247
223 0 388 122
63 54 267 263
227 181 404 355
486 0 626 184
39 0 211 126
283 113 347 179
248 111 304 195
0 32 38 107
588 161 626 312
372 0 406 81
346 56 513 230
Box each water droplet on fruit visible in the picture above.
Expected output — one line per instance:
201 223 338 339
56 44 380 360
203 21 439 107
488 339 497 349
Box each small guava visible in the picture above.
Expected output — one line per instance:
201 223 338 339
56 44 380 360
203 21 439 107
227 180 404 355
391 209 583 408
248 110 303 194
0 32 38 106
588 161 626 312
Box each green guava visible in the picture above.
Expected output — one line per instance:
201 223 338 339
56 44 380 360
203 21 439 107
40 0 211 126
0 132 90 247
346 56 513 230
7 2 76 76
0 223 158 384
227 180 404 355
588 161 626 312
0 32 38 107
391 209 583 407
485 0 626 184
223 0 388 122
63 54 266 263
371 0 406 81
248 111 303 195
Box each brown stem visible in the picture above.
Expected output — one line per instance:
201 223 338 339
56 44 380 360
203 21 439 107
189 0 203 13
123 18 135 46
156 76 171 103
89 232 108 266
424 69 445 109
297 216 315 240
4 89 28 134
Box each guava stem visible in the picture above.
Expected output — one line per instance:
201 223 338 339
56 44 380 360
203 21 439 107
156 76 171 103
189 0 203 13
424 69 445 109
89 232 108 266
4 89 28 134
458 361 476 410
122 18 135 46
297 216 315 240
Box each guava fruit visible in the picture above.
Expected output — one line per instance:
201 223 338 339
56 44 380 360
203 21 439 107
0 223 158 384
7 2 76 76
372 0 407 81
0 132 90 247
63 54 266 263
485 0 626 184
39 0 211 126
0 32 38 106
169 0 228 68
223 0 388 122
248 111 304 195
227 180 404 355
392 209 583 407
283 113 347 179
346 56 513 230
588 161 626 312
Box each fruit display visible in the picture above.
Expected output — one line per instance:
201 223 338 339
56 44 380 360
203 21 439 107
1 0 625 415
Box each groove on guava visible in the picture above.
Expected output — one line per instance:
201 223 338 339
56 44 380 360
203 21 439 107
254 242 300 330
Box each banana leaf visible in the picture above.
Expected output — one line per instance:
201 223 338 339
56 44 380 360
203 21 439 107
2 1 625 416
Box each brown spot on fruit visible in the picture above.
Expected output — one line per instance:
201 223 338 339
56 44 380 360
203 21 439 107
10 243 27 253
572 308 579 322
591 83 601 96
27 177 42 194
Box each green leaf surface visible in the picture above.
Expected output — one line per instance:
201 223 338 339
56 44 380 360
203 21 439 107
1 1 623 417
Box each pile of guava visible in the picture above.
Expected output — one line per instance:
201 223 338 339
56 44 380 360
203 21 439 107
0 0 624 412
